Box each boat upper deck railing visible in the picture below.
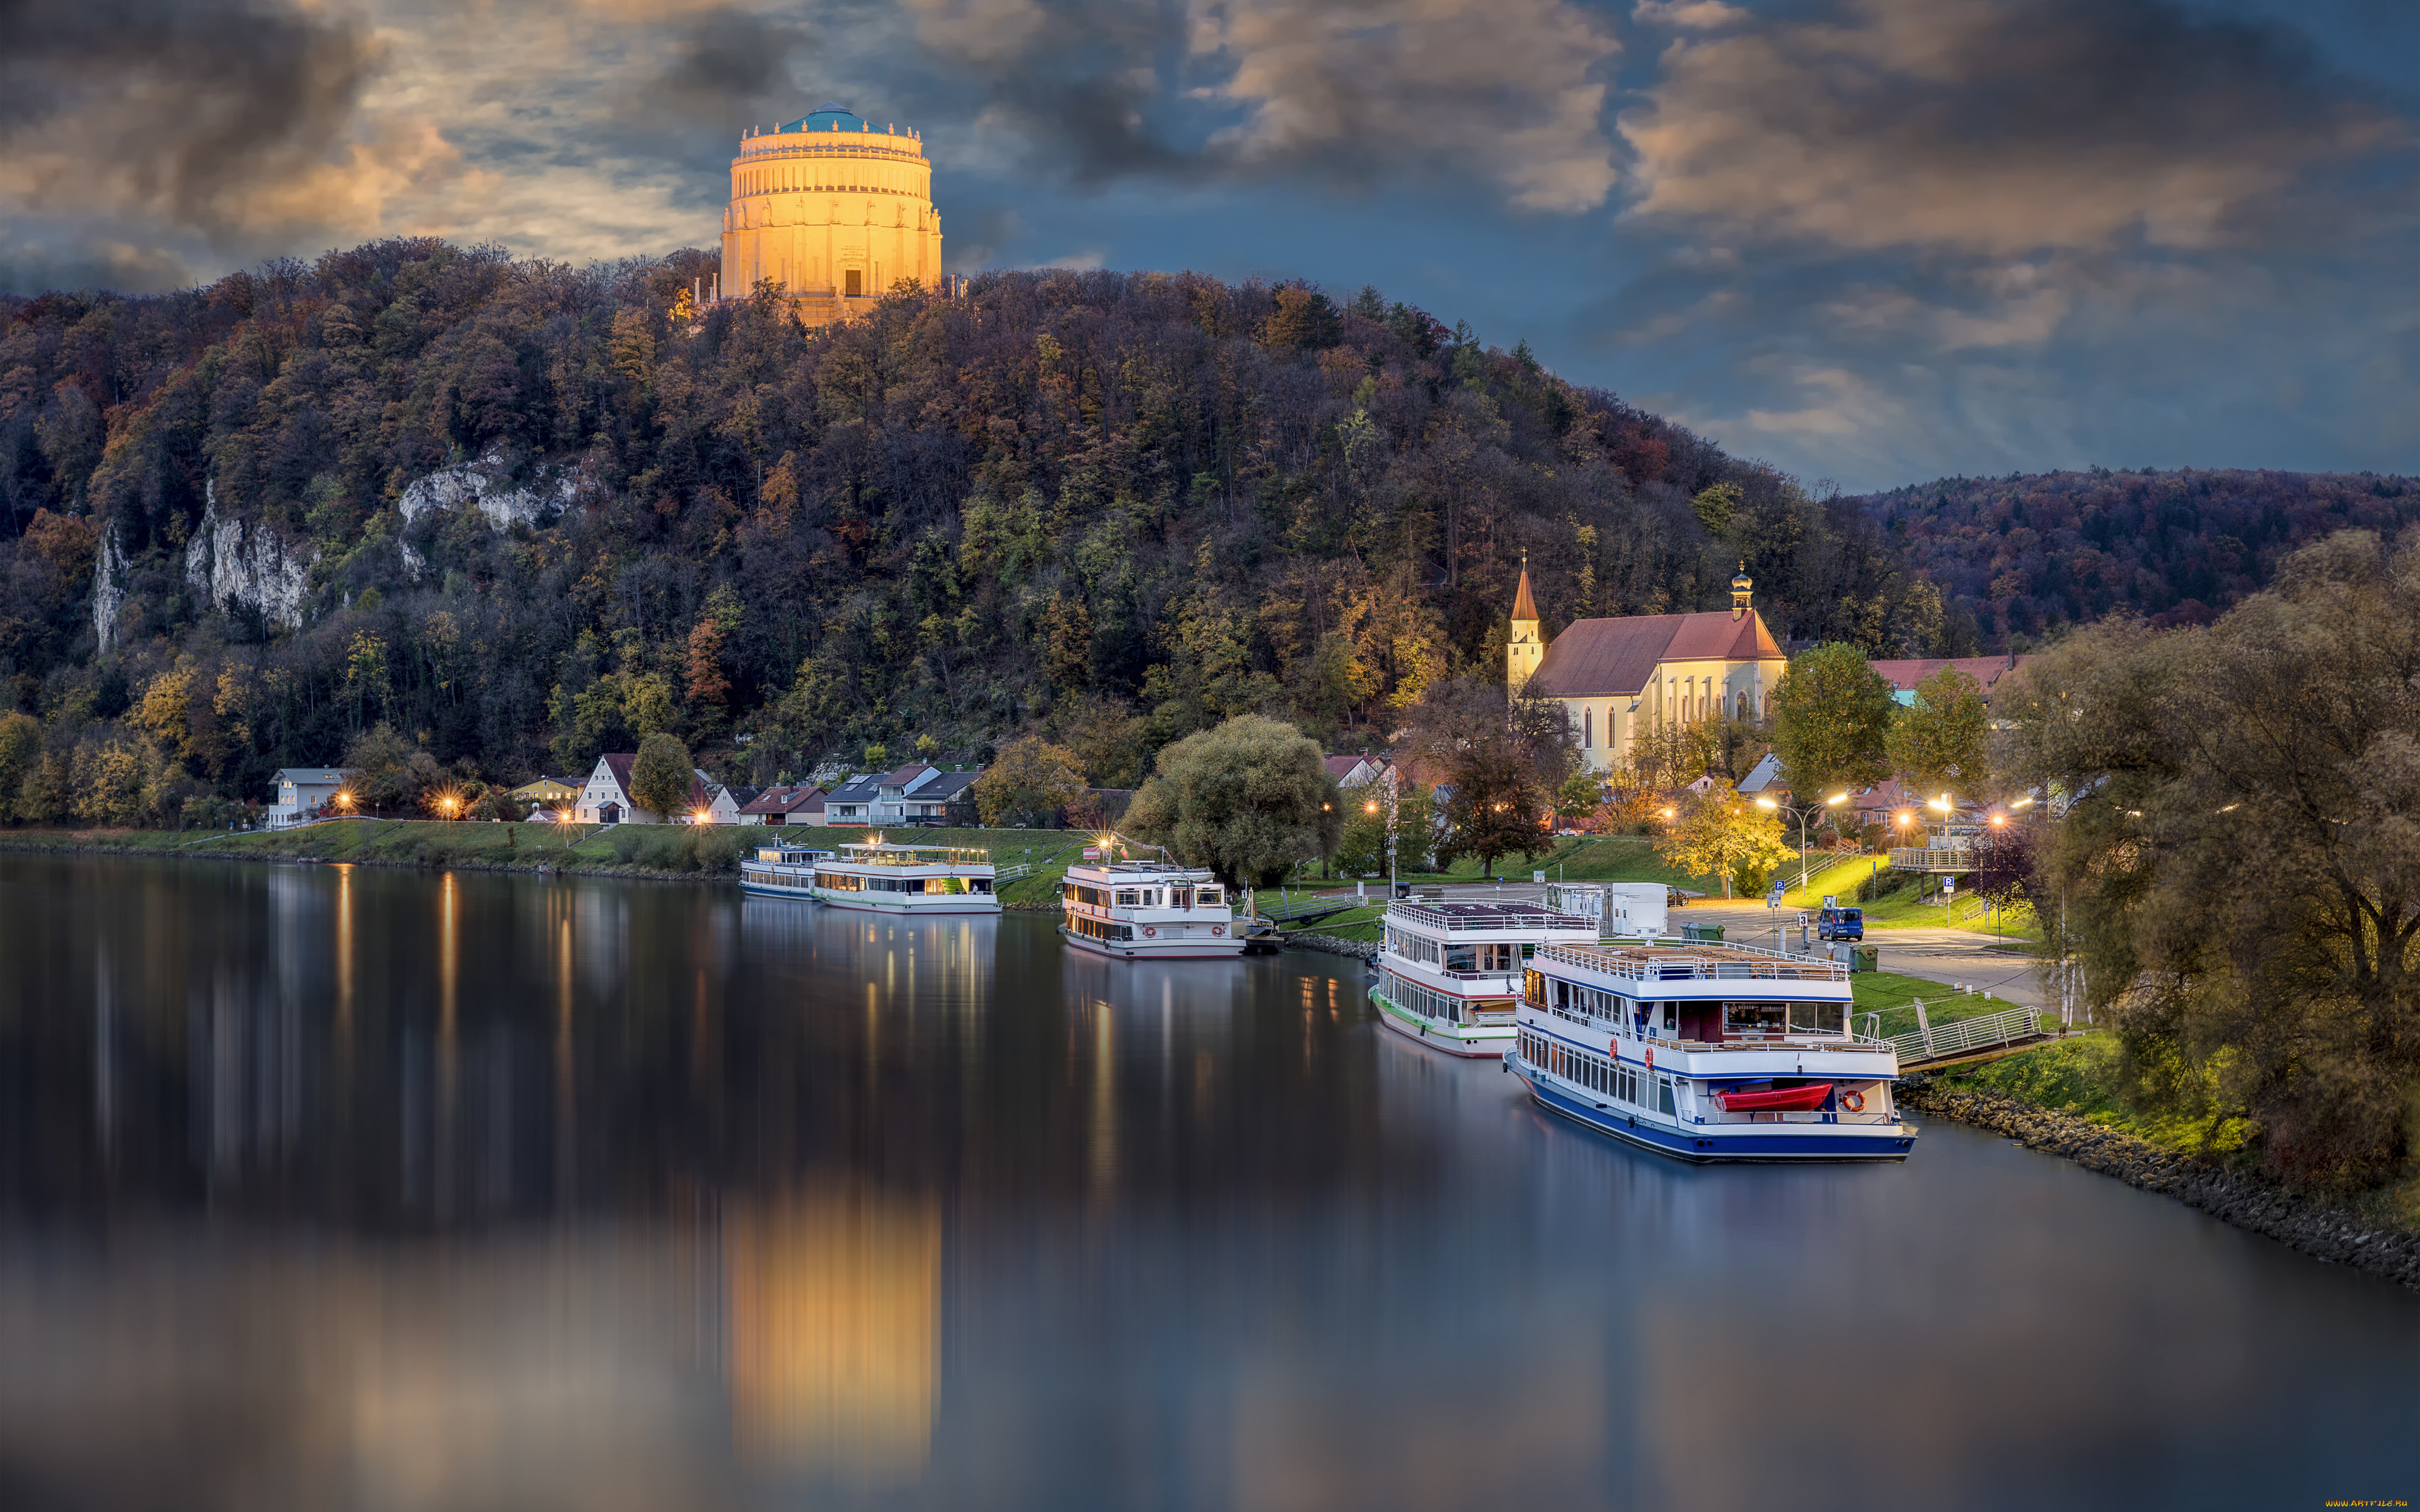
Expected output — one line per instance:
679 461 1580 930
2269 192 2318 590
1535 939 1848 983
1536 1002 1890 1055
838 842 992 867
1386 901 1594 934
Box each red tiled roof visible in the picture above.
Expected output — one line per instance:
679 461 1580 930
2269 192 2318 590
738 784 826 815
1528 610 1783 698
1868 656 2033 694
1323 755 1363 779
602 753 636 794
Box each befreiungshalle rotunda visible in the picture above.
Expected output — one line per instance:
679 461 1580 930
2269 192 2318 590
716 103 943 326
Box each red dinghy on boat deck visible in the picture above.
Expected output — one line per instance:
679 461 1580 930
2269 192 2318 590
1714 1084 1834 1113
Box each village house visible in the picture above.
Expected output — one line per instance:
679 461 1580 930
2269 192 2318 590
506 775 580 811
573 754 711 825
1323 753 1390 789
265 767 349 828
736 784 827 826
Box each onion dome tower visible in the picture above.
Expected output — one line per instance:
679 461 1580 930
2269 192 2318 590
719 105 943 326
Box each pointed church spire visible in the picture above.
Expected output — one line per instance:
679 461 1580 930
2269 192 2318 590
1512 554 1539 623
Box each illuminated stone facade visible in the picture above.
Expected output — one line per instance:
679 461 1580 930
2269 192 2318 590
720 104 943 328
1510 564 1787 774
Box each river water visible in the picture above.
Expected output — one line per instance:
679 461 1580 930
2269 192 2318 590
0 854 2411 1510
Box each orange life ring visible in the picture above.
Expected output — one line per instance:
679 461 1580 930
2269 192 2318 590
1143 925 1156 937
1212 924 1224 936
1645 1047 1654 1070
1841 1089 1865 1113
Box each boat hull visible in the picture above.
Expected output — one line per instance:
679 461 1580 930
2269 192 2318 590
817 891 1000 914
1373 992 1513 1058
1508 1054 1916 1163
1058 926 1244 960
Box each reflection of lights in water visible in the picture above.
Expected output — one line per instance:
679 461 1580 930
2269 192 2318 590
1090 998 1115 1193
724 1189 941 1479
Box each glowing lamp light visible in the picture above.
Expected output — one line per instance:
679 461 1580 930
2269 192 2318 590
1826 793 1848 806
1928 795 1953 813
1364 800 1379 815
1754 798 1778 810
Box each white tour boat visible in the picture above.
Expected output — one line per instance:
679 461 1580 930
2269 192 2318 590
739 837 1000 914
1506 939 1916 1162
1371 900 1598 1058
1059 859 1243 959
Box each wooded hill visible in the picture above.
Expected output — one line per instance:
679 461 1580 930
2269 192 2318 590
0 239 1953 818
1852 467 2419 646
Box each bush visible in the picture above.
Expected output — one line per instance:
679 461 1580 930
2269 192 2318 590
606 823 741 873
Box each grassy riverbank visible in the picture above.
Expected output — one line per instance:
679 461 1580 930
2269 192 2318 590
1925 1036 2419 1233
0 820 1098 885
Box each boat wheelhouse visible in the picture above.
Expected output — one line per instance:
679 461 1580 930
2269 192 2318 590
1506 939 1916 1162
1059 861 1243 959
739 838 999 914
1372 900 1598 1057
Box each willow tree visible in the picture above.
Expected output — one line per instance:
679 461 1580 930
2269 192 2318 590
1124 714 1341 890
2003 529 2420 1191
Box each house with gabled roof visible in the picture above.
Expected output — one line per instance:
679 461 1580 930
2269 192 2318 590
573 753 710 825
737 784 826 826
1507 559 1788 774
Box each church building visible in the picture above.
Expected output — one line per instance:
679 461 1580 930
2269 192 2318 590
1509 563 1787 774
718 104 943 328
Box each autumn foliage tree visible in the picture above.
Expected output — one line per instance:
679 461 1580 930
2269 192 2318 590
1770 644 1896 818
971 736 1086 827
1655 779 1793 898
2003 529 2420 1191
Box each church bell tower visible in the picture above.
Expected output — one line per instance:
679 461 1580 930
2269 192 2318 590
1507 558 1543 689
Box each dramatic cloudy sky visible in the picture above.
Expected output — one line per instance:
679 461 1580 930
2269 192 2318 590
2 0 2412 490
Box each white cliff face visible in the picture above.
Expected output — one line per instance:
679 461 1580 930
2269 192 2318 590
185 481 316 630
93 522 129 651
398 450 573 531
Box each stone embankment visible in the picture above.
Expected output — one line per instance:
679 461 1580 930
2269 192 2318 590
1901 1077 2420 1292
1285 932 1377 962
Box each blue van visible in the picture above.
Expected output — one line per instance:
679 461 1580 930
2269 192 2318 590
1818 905 1864 941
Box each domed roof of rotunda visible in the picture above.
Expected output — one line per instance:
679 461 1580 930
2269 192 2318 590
785 104 868 133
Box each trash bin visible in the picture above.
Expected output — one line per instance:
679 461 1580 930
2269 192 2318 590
1681 922 1726 943
1851 944 1878 973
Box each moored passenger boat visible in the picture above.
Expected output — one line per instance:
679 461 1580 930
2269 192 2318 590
1506 939 1916 1162
1059 859 1243 959
740 837 1000 914
1372 900 1598 1057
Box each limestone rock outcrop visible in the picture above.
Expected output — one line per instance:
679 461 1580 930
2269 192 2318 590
92 523 129 651
398 450 573 531
185 482 316 629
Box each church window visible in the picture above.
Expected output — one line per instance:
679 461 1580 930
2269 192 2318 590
1583 707 1593 748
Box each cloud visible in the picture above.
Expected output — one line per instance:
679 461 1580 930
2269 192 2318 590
1618 0 2408 255
1188 0 1621 210
1629 0 1746 30
900 0 1620 209
0 0 384 242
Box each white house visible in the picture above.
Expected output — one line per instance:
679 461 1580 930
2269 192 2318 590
573 754 709 825
265 767 348 828
1323 754 1389 789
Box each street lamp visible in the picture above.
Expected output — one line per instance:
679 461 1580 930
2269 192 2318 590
1756 791 1848 896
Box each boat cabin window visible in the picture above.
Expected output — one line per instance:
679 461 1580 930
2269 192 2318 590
1115 890 1141 906
1198 887 1222 905
1724 1002 1789 1036
1168 888 1191 907
1788 1002 1845 1034
1444 944 1477 972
